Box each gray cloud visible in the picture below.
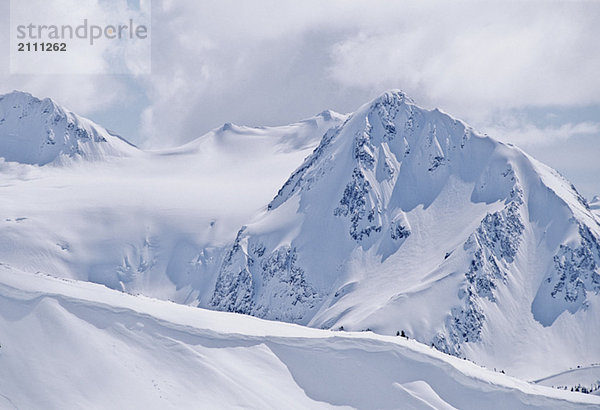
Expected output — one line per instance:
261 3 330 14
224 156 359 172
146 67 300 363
138 0 600 147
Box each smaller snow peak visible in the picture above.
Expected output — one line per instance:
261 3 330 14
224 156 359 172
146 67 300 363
309 109 346 125
0 91 39 112
317 110 334 121
0 90 139 165
0 90 64 119
218 122 247 134
1 90 37 103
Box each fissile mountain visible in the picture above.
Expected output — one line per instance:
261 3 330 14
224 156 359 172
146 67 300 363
0 89 599 407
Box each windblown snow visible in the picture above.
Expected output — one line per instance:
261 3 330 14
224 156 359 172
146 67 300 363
0 266 598 409
0 90 599 408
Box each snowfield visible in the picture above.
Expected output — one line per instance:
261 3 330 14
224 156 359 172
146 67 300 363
1 266 598 409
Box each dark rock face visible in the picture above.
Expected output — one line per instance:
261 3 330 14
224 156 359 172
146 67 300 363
210 228 321 323
210 228 255 315
550 224 600 303
334 168 382 242
433 192 525 355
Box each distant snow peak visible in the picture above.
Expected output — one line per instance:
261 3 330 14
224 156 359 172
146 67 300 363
0 90 138 165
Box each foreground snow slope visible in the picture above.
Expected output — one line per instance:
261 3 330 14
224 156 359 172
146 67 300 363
0 265 598 410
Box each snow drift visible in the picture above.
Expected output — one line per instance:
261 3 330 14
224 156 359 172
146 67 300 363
1 266 598 409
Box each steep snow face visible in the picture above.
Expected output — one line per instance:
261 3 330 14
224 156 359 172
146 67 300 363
210 90 600 379
0 91 138 165
1 267 598 409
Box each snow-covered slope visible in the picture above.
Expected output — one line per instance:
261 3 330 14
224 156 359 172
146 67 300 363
0 97 344 305
0 91 139 165
1 265 598 409
163 109 347 157
209 90 600 380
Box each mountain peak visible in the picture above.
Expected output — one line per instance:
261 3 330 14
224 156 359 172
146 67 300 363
0 90 62 117
315 109 339 122
2 90 38 101
0 90 138 165
267 87 480 211
371 89 414 107
213 91 600 377
354 89 416 123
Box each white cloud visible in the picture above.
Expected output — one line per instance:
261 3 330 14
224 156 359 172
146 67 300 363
134 0 600 147
0 0 148 118
484 121 600 147
327 1 600 119
0 75 130 115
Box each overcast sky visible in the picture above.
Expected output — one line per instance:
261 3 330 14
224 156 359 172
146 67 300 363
1 0 599 197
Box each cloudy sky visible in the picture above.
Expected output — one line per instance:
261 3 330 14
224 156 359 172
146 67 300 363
1 0 599 197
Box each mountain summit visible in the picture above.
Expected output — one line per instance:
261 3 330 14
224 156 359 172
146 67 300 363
209 90 600 378
0 91 138 165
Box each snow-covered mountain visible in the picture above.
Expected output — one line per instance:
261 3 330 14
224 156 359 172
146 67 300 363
209 90 600 379
0 91 138 165
1 265 598 409
1 89 599 396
